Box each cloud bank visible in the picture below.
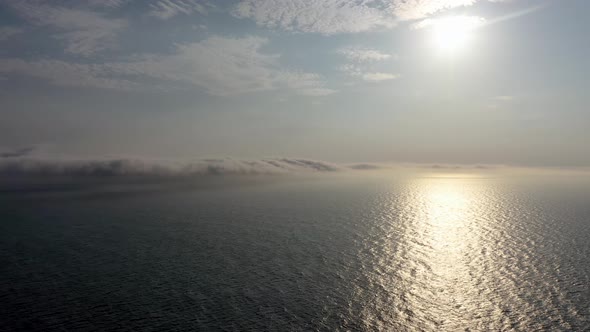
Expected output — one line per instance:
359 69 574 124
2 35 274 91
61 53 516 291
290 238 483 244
0 147 36 158
0 157 346 177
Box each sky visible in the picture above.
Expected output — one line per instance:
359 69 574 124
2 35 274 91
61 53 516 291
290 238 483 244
0 0 588 167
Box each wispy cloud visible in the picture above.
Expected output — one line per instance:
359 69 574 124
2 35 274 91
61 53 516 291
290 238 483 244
486 95 516 109
493 95 515 101
0 26 24 41
338 48 399 83
6 1 127 56
232 0 397 35
86 0 132 8
149 0 210 20
338 47 395 62
0 58 141 90
361 72 399 82
412 15 485 30
0 36 334 96
232 0 511 34
340 64 399 82
107 36 334 96
392 0 478 20
273 71 337 96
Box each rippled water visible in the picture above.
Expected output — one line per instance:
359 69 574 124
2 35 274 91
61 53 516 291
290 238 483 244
1 172 589 331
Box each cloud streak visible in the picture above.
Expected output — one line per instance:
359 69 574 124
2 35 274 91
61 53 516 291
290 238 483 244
338 47 395 62
392 0 478 20
86 0 132 8
339 64 399 83
0 26 24 41
107 36 335 96
149 0 210 20
0 58 141 90
361 72 400 82
0 36 334 96
412 15 485 30
6 1 127 56
337 45 399 83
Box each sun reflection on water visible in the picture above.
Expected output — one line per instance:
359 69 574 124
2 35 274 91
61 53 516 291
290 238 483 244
355 173 583 330
392 175 496 330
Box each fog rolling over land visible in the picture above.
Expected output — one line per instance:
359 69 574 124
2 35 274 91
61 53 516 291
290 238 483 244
1 0 590 331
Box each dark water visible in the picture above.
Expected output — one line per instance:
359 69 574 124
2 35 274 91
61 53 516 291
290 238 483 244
1 172 589 331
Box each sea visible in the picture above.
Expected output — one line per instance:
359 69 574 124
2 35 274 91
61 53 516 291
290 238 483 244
1 170 589 331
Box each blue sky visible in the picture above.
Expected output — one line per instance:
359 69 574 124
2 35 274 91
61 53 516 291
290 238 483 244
0 0 588 166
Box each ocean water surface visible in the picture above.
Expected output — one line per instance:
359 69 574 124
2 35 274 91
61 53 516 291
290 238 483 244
1 171 589 331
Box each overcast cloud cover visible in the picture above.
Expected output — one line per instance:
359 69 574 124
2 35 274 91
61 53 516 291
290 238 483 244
1 0 589 167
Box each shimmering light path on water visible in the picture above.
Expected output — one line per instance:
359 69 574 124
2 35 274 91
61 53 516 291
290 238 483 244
0 172 589 331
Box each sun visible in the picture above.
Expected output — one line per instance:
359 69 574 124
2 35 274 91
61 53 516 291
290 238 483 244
428 16 484 54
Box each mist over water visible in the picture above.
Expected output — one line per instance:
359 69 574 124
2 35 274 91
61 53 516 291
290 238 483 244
1 170 589 331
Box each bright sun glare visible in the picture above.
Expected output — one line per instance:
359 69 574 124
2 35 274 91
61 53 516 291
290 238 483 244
429 16 483 54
